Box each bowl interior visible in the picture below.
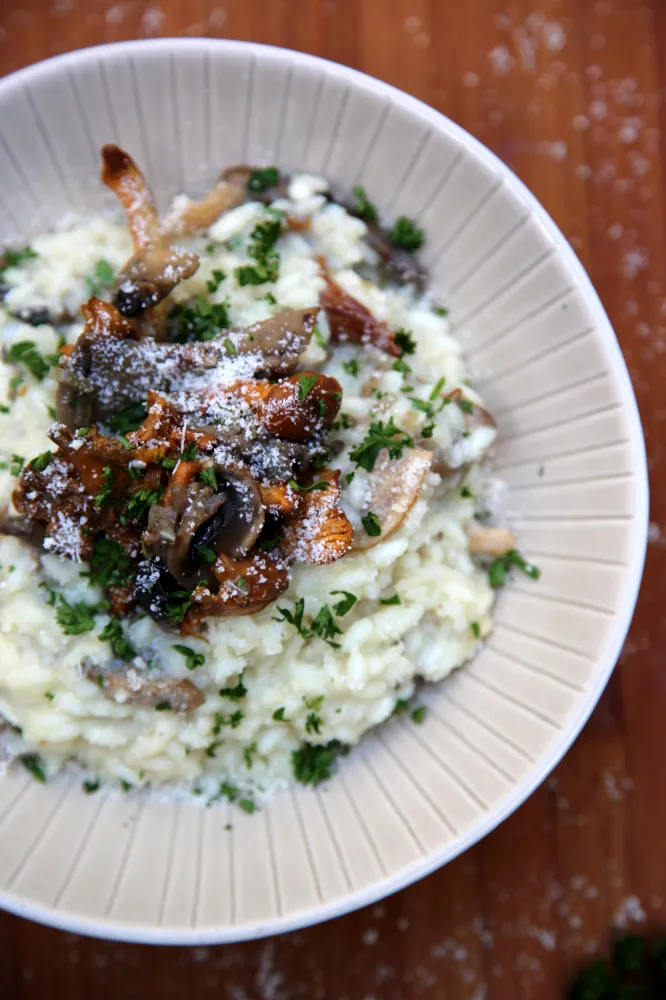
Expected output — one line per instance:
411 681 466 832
0 39 647 943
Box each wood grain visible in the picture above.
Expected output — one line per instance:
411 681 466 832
0 1 662 996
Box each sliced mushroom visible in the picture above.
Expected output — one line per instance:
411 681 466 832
351 448 433 550
101 144 160 249
233 308 319 375
220 164 290 204
0 512 45 546
319 271 399 357
446 388 496 431
83 658 204 712
143 464 265 590
57 305 319 427
280 469 353 565
467 524 517 556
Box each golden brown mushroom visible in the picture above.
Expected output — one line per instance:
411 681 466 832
280 469 353 565
351 448 433 550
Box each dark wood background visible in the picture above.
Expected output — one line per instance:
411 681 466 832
0 1 664 996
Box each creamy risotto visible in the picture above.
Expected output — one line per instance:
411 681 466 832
0 150 537 806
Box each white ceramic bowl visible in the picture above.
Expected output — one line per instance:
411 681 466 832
0 39 647 943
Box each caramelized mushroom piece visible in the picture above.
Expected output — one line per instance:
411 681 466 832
320 271 400 357
0 513 45 546
143 463 265 590
467 524 517 556
83 659 204 712
163 183 247 237
101 145 200 324
280 469 353 565
253 371 342 441
233 308 319 375
351 448 433 550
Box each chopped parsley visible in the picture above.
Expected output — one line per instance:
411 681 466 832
83 779 100 794
411 706 427 724
20 753 46 783
213 710 244 733
27 451 51 473
392 357 411 376
351 184 378 223
0 404 10 414
155 702 172 711
390 216 424 251
108 402 147 435
430 377 447 400
298 373 318 401
197 544 217 565
85 536 133 589
292 741 348 786
361 512 382 537
393 328 417 356
433 305 448 317
200 466 218 491
172 644 205 670
330 591 357 617
86 258 115 295
243 742 258 768
206 268 226 294
93 466 115 507
247 166 279 192
311 605 343 648
235 214 282 286
392 699 409 716
44 691 55 701
256 535 283 553
457 397 474 415
180 442 197 462
287 478 328 492
99 619 135 661
471 621 481 638
274 598 342 649
330 412 355 431
0 246 37 276
273 707 288 722
305 712 322 735
488 549 541 589
5 340 55 381
219 674 247 700
165 590 192 624
168 298 230 342
10 454 24 476
304 695 324 711
349 417 414 472
380 594 401 605
342 357 360 376
223 336 236 354
125 486 164 520
238 798 257 814
55 596 99 636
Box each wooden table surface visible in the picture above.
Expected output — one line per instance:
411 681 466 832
0 0 664 996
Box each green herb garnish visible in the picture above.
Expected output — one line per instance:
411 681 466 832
390 216 424 251
0 246 37 276
349 417 414 472
197 545 217 565
125 486 164 520
219 675 247 700
200 466 218 491
29 450 52 472
380 594 401 606
85 536 132 589
273 707 287 721
247 166 279 192
168 297 230 343
5 340 55 381
330 591 357 617
155 702 172 711
83 779 100 794
393 328 417 356
10 454 24 476
361 512 382 537
108 402 147 436
310 605 343 648
20 753 46 783
165 590 192 624
99 619 135 661
206 268 226 294
172 644 205 671
55 595 100 636
234 214 282 286
411 706 426 724
352 185 378 223
342 358 360 377
392 699 409 716
287 479 328 492
298 373 318 401
488 549 541 589
292 741 348 786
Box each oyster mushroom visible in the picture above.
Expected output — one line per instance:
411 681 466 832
351 448 433 550
101 145 200 323
83 659 204 712
319 270 400 357
362 222 427 290
220 164 290 204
